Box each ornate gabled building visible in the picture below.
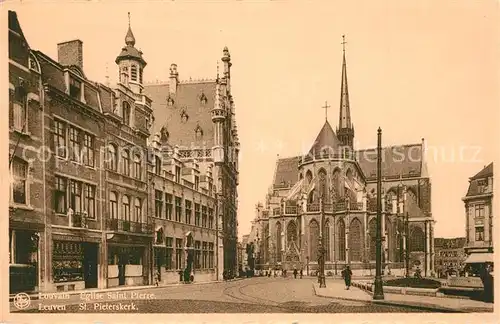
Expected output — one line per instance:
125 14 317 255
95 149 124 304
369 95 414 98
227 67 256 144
462 162 494 273
144 48 239 276
249 38 435 277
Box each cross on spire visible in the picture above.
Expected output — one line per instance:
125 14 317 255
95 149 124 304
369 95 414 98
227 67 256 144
341 34 347 53
128 12 131 26
322 101 331 121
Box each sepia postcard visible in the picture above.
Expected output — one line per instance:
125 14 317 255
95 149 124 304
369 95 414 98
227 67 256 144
1 0 498 323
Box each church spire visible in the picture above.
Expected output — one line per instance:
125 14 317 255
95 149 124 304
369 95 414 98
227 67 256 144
125 12 136 46
337 35 355 148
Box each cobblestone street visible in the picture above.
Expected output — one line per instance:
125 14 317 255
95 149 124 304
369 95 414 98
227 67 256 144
15 278 440 313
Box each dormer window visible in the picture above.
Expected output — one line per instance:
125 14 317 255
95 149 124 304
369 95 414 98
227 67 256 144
167 95 175 106
69 77 81 100
122 101 131 126
131 65 138 82
200 92 208 105
180 109 189 123
477 179 487 193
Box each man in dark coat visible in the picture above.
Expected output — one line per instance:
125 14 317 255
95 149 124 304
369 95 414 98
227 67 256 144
341 265 352 290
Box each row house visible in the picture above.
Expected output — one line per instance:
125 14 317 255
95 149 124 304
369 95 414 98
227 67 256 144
149 135 218 284
8 10 45 294
462 162 494 275
8 10 154 293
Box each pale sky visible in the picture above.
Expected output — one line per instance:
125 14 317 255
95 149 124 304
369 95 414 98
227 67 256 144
4 1 498 240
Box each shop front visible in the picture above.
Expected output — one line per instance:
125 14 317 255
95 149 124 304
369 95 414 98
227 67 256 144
51 235 101 292
9 227 42 294
106 234 151 288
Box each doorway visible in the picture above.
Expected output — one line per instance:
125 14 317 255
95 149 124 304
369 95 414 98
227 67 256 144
83 243 98 289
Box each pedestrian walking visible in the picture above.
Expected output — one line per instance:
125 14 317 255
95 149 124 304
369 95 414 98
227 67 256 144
293 268 298 279
300 269 303 279
341 265 352 290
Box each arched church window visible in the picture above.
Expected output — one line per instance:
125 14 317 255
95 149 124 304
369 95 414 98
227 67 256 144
131 65 138 81
410 226 425 252
286 221 297 244
325 220 330 261
276 222 282 262
346 169 353 182
308 189 315 204
306 170 313 184
309 219 320 262
349 218 363 262
122 102 131 126
337 219 346 261
332 168 342 200
368 218 377 261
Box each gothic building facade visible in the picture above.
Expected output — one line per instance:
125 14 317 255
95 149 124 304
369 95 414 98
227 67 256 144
144 49 240 276
248 41 435 277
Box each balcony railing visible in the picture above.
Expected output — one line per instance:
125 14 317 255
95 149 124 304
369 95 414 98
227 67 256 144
71 212 87 228
284 206 297 215
106 219 153 234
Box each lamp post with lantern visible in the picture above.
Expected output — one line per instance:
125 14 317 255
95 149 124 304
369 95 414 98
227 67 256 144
373 127 385 300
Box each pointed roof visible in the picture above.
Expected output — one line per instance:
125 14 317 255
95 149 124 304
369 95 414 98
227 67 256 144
308 120 342 156
338 38 351 129
115 13 146 66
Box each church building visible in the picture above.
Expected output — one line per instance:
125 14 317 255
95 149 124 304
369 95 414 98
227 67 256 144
248 38 435 277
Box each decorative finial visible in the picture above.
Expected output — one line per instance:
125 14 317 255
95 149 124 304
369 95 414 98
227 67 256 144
216 61 220 80
322 101 330 121
341 35 347 53
128 12 131 27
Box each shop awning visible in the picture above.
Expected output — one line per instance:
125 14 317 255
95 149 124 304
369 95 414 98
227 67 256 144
464 253 494 264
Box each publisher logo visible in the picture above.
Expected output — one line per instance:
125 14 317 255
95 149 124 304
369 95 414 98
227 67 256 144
13 292 31 310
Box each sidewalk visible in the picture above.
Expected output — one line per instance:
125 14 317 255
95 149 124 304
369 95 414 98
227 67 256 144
312 279 494 313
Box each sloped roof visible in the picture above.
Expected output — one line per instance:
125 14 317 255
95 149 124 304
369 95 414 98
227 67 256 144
356 144 422 180
471 162 493 180
273 156 301 187
144 81 216 148
466 162 493 197
308 120 342 156
8 11 27 44
34 51 105 113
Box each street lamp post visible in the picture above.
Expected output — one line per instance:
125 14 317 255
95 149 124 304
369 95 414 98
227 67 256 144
405 211 410 278
373 127 385 300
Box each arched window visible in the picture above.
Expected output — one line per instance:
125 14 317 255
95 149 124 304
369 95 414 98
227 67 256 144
306 170 313 184
155 156 162 175
276 222 282 262
134 154 142 180
410 227 425 252
308 189 315 204
349 218 363 262
263 224 269 264
325 220 330 261
107 144 118 171
332 168 342 200
337 219 346 261
309 219 320 262
368 218 377 261
12 85 27 132
122 102 131 126
109 191 118 219
122 195 130 221
134 198 142 223
318 168 327 198
287 221 298 244
122 149 130 176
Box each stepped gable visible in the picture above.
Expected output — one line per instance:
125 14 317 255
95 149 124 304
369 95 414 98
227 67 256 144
356 143 423 181
144 81 216 148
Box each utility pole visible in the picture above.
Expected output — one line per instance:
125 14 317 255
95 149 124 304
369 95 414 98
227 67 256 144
373 127 385 300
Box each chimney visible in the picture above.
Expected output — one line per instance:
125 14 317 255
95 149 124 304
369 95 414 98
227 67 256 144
169 63 178 95
57 40 83 69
